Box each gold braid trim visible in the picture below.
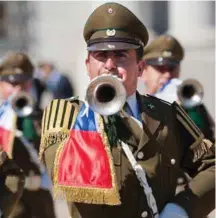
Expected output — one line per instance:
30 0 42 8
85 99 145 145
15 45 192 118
39 129 69 162
53 113 121 205
96 113 120 205
53 182 121 205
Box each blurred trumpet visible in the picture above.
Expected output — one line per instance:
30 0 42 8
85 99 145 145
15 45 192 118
86 74 127 116
177 79 204 109
10 91 34 117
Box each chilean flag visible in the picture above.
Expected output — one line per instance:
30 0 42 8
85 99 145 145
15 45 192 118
58 104 113 188
0 100 16 155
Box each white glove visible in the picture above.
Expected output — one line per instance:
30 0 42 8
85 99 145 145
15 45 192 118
24 170 52 191
24 174 41 191
160 203 189 218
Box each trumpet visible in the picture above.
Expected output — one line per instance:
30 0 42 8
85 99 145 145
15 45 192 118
177 79 204 109
86 74 127 116
10 91 34 117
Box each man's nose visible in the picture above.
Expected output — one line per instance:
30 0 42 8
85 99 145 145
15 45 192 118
104 57 117 71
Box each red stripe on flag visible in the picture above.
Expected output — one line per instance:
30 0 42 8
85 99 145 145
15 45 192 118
58 130 112 188
0 126 13 153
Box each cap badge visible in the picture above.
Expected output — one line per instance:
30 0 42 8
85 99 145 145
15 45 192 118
108 7 113 14
14 68 23 74
163 50 172 57
106 29 116 37
158 57 164 62
9 75 15 82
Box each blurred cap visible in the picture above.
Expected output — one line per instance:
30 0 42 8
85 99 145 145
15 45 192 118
83 2 149 51
144 35 184 66
0 52 34 83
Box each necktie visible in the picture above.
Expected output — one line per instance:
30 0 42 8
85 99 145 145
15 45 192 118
123 102 142 122
124 102 134 117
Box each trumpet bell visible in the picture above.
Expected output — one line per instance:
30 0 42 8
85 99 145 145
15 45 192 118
86 75 126 116
11 91 34 117
177 79 203 108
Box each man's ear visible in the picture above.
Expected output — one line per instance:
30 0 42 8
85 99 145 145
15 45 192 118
137 60 146 77
85 54 90 77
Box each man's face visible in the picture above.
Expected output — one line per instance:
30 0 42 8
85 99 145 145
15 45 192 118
38 64 52 80
0 80 31 101
141 64 180 95
85 49 143 97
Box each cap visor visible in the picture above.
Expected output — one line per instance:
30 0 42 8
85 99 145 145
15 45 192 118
87 42 140 51
0 73 31 83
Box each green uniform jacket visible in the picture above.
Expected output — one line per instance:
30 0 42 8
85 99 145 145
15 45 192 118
40 93 215 218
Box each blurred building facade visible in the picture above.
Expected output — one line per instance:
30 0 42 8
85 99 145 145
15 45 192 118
0 1 215 118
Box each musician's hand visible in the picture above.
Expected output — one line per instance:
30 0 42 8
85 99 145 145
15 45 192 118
160 203 188 218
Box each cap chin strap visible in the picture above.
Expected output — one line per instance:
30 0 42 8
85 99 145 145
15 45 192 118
120 140 159 218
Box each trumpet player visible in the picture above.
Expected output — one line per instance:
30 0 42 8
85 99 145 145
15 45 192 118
0 52 44 149
40 3 215 218
141 35 215 142
0 52 56 218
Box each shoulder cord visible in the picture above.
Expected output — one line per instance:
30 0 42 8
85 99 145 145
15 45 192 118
121 140 159 218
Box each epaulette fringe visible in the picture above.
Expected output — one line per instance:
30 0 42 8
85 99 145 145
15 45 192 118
192 138 213 162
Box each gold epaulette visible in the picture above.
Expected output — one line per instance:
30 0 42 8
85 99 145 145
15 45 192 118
39 97 82 161
173 102 215 163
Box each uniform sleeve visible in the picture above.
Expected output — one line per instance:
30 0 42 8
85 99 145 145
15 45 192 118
171 102 215 217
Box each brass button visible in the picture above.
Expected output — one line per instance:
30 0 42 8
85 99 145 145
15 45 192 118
171 158 176 165
141 211 148 217
177 177 184 184
137 151 144 159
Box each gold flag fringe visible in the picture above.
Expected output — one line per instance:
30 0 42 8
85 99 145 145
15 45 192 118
53 184 121 205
